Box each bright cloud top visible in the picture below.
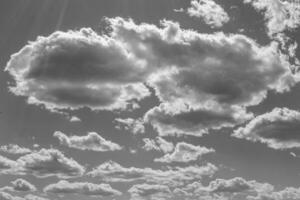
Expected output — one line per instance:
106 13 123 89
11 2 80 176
187 0 230 28
233 107 300 149
54 131 122 152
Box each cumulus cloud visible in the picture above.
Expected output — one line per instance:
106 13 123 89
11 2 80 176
6 17 296 138
154 142 214 163
0 155 18 173
24 195 49 200
0 192 24 200
233 107 300 150
16 148 85 178
142 137 174 153
5 28 150 112
145 103 253 137
244 0 300 36
129 184 171 200
115 118 145 134
69 116 81 122
11 179 36 192
0 193 49 200
0 144 32 155
207 177 272 194
186 0 230 28
44 180 122 197
88 160 217 187
53 131 122 151
174 177 275 200
106 18 296 137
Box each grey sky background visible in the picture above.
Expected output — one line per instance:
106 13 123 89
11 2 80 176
0 1 300 200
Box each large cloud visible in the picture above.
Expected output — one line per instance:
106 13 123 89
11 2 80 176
186 0 230 28
154 142 214 163
5 28 150 112
53 131 122 151
6 17 297 137
88 160 217 187
233 107 300 150
106 18 296 136
44 180 122 197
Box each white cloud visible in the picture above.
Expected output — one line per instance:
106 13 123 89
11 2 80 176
11 179 36 192
16 148 85 178
69 116 81 122
44 180 122 197
0 193 49 200
129 184 171 200
88 160 217 187
142 137 174 153
145 102 253 137
0 192 24 200
0 144 32 155
233 107 300 150
187 0 230 28
174 177 274 200
106 18 296 137
154 142 214 163
244 0 300 36
0 155 18 173
6 18 296 138
24 195 49 200
5 28 150 112
115 118 145 134
53 131 122 151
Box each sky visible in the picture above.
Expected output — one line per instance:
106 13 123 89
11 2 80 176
0 0 300 200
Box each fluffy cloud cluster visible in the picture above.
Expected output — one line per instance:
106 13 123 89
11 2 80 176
244 0 300 36
0 155 18 173
11 179 37 192
129 184 171 200
6 17 297 137
53 131 122 151
0 144 32 155
0 192 49 200
115 118 145 134
186 0 230 28
154 142 214 163
5 28 150 112
44 180 122 197
0 148 85 178
233 107 300 150
88 160 217 187
142 137 174 153
173 177 277 200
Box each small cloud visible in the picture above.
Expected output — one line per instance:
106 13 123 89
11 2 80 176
186 0 230 28
0 144 32 155
44 180 122 197
154 142 214 163
54 131 122 152
115 118 145 134
11 179 37 192
69 116 81 122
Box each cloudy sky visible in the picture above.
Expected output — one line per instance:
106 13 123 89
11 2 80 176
0 0 300 200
